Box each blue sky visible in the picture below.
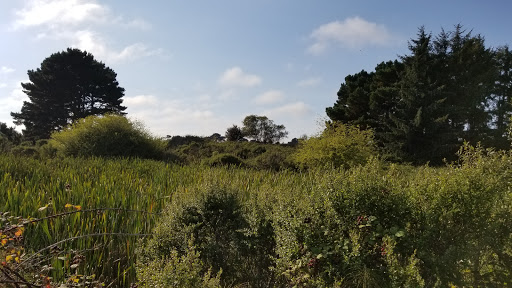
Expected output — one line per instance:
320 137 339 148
1 1 511 140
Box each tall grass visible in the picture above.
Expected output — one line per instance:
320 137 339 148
0 154 325 286
2 145 511 287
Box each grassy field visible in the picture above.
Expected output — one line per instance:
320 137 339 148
1 146 511 287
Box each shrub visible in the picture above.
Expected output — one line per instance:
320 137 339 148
204 153 244 167
293 122 377 169
136 238 222 288
138 186 275 287
49 114 165 159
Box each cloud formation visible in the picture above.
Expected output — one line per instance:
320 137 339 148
219 67 262 87
0 82 29 125
71 30 162 63
123 94 229 137
13 0 107 29
12 0 161 64
264 102 312 118
297 77 322 87
1 67 15 74
308 17 393 54
253 90 285 105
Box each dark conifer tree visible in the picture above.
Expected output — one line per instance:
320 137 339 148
491 45 512 148
384 27 453 163
11 48 126 139
326 70 375 129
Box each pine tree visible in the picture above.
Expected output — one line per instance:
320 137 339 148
11 48 126 139
445 25 496 145
326 70 375 129
491 45 512 148
383 27 453 163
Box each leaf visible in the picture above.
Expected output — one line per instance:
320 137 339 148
14 228 24 237
1 239 8 246
5 255 13 262
395 230 405 237
65 203 74 208
74 205 82 211
70 263 79 269
38 205 49 211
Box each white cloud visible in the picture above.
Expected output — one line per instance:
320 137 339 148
264 102 313 118
0 83 7 88
123 94 230 137
1 67 15 74
13 0 108 29
219 67 262 87
11 0 162 64
122 18 152 30
297 77 322 87
308 17 393 54
123 95 159 107
253 90 285 105
71 30 162 63
0 82 30 125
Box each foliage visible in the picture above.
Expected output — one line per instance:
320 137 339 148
11 48 126 140
203 153 244 167
136 237 222 288
293 122 377 169
1 142 511 287
49 114 165 159
168 138 296 170
166 135 206 148
1 209 110 287
242 115 288 143
0 123 22 153
225 124 245 141
139 186 276 287
326 25 509 164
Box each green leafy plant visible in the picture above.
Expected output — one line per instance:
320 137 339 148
293 122 377 169
49 114 165 159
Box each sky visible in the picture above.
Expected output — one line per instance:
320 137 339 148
1 0 511 140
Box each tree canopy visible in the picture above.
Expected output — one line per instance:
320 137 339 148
225 125 244 141
241 115 288 143
11 48 126 140
326 25 511 164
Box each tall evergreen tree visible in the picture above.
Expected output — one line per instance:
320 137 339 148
11 48 126 139
327 25 510 164
326 70 375 129
491 45 512 148
384 27 453 163
444 25 496 145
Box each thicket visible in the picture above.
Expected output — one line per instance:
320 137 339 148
168 139 298 170
138 145 512 287
49 114 166 159
1 143 511 287
327 25 512 164
294 122 377 169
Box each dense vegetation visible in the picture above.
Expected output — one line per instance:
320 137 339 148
1 25 511 287
327 25 512 164
1 145 511 287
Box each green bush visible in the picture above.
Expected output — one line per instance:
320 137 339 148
49 114 165 159
136 238 222 288
204 153 244 167
138 186 276 287
293 122 377 169
10 145 40 158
